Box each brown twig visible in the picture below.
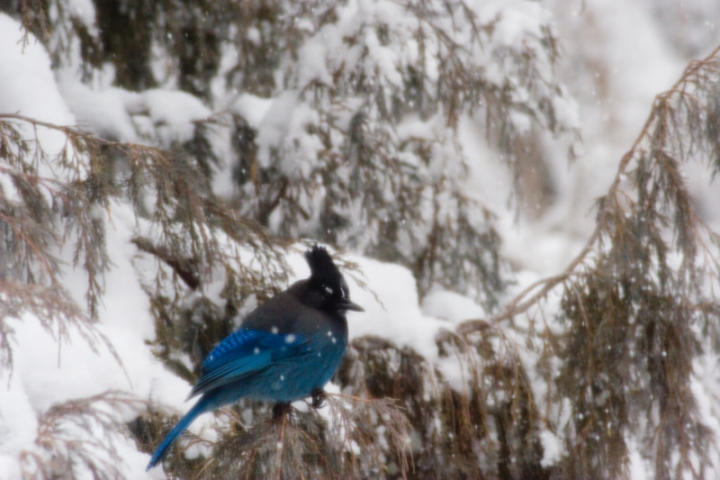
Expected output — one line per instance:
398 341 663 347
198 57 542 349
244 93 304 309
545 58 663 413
458 44 720 334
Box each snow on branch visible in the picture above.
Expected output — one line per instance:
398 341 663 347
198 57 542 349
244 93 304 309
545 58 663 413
459 44 720 480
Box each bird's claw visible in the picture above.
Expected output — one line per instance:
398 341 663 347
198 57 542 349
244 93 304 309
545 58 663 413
272 402 291 422
311 388 326 409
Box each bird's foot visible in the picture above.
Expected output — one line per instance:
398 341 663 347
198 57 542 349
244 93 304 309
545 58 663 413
310 388 326 409
272 402 291 422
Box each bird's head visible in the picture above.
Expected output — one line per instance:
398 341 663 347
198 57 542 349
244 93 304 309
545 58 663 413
304 245 363 313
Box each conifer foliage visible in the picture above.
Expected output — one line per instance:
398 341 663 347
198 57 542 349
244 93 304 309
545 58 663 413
1 1 719 479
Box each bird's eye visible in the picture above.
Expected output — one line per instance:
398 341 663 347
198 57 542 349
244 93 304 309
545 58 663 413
323 285 333 295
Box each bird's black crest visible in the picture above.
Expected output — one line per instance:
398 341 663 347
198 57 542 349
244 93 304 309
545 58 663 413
305 245 341 283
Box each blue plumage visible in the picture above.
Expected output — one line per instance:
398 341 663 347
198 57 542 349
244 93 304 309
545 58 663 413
146 395 212 470
146 246 362 470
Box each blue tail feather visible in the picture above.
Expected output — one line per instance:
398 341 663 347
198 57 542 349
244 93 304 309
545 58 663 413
146 397 210 471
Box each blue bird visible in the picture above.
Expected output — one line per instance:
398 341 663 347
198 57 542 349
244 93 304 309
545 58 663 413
146 245 362 470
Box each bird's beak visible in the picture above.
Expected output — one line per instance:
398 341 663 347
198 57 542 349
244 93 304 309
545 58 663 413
339 299 364 312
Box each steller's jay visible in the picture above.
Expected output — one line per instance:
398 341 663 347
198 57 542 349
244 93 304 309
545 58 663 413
146 245 363 470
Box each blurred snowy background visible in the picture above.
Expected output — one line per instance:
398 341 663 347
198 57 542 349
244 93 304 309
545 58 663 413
1 0 720 478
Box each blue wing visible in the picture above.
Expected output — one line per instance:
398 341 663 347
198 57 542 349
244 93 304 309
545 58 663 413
188 328 307 398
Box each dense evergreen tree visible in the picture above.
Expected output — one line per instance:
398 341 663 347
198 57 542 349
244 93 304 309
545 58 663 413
1 1 719 478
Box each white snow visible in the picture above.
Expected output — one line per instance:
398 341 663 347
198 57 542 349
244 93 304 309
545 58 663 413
1 2 720 478
0 13 79 188
539 428 562 467
0 15 75 130
58 73 139 141
421 289 486 324
343 255 442 360
232 93 274 128
142 89 211 144
67 0 97 33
